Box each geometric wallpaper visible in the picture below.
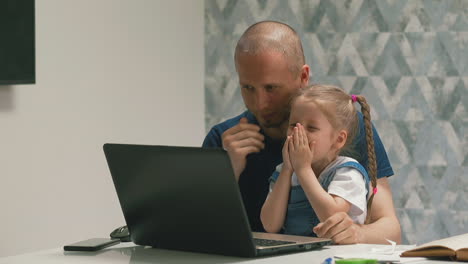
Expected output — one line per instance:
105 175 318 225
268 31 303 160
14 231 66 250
204 0 468 245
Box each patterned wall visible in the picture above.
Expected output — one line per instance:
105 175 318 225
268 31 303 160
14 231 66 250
204 0 468 245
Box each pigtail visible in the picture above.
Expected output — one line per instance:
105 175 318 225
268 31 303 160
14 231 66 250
355 95 377 225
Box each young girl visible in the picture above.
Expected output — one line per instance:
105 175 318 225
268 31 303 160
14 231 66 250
260 84 378 237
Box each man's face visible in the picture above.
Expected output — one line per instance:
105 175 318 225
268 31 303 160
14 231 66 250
235 51 307 130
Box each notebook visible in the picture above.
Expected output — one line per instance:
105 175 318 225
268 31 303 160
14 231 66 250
103 143 331 257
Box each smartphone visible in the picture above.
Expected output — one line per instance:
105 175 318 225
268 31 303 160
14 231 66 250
63 238 120 251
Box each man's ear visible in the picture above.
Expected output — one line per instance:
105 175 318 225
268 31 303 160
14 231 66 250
335 130 348 150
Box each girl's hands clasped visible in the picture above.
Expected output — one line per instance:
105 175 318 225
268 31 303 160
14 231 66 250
288 123 314 174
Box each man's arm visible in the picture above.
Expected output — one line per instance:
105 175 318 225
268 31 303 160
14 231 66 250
360 177 401 243
313 177 401 244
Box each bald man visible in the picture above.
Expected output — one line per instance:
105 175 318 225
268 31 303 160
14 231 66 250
203 21 401 244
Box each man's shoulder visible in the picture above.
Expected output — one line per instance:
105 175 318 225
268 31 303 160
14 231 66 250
210 111 257 132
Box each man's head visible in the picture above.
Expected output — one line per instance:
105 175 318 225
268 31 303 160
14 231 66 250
234 21 310 138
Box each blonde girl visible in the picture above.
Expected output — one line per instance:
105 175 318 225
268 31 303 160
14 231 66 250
260 84 377 236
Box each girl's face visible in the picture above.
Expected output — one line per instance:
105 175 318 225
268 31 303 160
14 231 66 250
287 97 346 167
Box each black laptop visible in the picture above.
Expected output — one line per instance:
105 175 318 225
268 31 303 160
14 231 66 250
103 143 331 257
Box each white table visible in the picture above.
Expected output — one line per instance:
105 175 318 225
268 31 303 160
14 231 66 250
0 243 459 264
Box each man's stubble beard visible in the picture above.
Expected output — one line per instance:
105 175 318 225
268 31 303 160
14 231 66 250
251 106 289 128
257 110 290 140
261 116 287 129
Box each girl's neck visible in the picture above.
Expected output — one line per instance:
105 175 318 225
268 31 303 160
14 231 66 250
312 154 339 177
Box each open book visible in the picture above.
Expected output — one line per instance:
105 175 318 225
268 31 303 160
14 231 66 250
401 233 468 261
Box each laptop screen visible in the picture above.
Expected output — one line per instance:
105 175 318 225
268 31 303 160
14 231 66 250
104 144 257 257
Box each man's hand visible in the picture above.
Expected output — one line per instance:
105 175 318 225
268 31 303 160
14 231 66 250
313 212 363 244
222 117 265 180
313 178 401 245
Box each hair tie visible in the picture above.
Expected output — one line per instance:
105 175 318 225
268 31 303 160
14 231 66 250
373 187 378 195
351 94 358 103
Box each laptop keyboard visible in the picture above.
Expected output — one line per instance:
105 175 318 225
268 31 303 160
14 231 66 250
253 238 296 247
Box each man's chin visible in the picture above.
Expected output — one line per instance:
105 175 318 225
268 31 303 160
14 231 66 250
259 119 285 129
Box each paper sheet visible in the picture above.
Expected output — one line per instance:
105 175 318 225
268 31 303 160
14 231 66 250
334 241 418 263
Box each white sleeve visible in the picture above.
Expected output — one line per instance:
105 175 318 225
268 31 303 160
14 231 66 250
327 167 367 216
268 181 275 193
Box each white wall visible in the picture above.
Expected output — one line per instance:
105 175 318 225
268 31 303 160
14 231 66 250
0 0 204 257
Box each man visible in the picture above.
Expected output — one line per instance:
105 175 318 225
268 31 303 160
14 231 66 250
203 21 401 244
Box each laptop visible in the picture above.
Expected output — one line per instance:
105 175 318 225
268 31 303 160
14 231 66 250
103 143 331 257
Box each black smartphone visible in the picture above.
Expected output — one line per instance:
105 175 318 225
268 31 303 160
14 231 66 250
63 238 120 251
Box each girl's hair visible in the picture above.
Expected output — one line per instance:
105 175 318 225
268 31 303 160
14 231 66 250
291 84 377 224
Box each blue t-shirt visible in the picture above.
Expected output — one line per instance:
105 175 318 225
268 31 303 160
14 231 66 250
202 110 393 232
